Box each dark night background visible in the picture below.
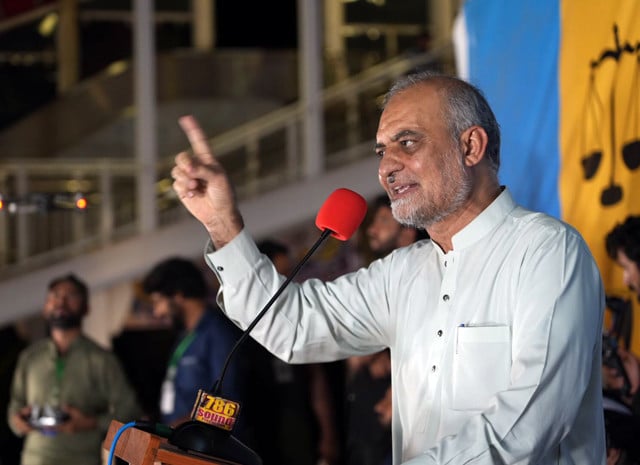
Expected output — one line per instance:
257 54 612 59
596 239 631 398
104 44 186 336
0 0 426 131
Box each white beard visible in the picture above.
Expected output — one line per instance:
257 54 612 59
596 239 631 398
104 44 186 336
391 148 472 229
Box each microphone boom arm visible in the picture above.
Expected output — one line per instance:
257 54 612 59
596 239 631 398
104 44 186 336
212 228 333 395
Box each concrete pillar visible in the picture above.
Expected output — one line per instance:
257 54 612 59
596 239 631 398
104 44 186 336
192 0 215 51
324 0 348 82
429 0 456 45
298 0 324 178
134 0 158 233
57 0 80 93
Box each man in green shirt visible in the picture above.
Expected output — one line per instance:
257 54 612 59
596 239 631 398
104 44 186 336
7 273 142 465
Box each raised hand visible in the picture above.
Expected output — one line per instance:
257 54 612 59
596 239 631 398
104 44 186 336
172 115 244 248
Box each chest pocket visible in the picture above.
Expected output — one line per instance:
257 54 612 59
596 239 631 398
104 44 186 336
451 325 511 411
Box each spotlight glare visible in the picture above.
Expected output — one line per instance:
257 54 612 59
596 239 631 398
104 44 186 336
75 196 88 210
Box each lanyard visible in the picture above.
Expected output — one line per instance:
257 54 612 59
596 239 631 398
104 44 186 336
167 332 197 377
55 357 66 382
51 356 66 403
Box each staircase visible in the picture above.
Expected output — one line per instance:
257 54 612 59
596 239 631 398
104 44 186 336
0 45 451 328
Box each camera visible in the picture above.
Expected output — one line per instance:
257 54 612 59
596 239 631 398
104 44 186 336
602 295 634 400
25 405 70 429
602 334 632 398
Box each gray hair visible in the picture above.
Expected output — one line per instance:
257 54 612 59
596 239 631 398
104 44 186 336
382 70 501 173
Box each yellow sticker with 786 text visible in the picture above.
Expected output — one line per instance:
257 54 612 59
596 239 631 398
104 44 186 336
190 389 240 432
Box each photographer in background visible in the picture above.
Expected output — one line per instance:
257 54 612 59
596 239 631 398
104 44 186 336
7 273 142 465
603 216 640 464
604 215 640 403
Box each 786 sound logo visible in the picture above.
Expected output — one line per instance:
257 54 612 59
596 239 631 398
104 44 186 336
190 389 240 432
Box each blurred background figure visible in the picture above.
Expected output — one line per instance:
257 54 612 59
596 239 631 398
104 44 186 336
344 194 428 465
251 239 341 465
7 273 142 465
603 216 640 409
364 193 429 259
0 323 28 464
603 216 640 465
606 216 640 301
141 256 260 451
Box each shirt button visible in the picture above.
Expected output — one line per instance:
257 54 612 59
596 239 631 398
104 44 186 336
444 260 447 267
431 365 437 372
443 294 450 302
437 330 443 337
217 266 224 271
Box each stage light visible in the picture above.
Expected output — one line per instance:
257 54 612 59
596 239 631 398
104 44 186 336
75 194 88 210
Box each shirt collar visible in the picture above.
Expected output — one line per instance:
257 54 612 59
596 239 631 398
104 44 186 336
450 187 517 251
46 333 87 356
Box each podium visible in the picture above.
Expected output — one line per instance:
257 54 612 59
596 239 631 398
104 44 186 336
103 420 241 465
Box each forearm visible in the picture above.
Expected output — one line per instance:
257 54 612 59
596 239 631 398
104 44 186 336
205 230 389 363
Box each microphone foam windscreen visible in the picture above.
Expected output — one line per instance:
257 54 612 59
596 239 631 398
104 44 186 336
315 188 368 241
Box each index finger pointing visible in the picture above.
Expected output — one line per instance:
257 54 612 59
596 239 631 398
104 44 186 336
179 115 215 164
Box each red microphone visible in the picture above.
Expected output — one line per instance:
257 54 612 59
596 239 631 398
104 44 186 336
315 188 368 241
169 188 367 465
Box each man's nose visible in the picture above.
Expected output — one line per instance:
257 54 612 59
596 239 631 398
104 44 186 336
378 153 402 182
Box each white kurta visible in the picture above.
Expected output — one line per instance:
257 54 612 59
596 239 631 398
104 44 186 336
205 188 606 465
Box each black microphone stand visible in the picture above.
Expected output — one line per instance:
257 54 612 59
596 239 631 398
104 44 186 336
169 228 333 464
213 228 332 396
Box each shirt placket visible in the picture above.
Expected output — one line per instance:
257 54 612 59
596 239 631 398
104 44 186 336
422 251 457 432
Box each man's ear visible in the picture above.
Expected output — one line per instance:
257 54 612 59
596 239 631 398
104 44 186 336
460 126 489 167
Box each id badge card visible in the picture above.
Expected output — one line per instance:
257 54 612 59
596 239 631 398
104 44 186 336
160 367 176 414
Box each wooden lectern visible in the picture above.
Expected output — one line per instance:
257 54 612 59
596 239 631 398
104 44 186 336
103 420 241 465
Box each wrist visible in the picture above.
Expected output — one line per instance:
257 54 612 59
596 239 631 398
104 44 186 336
206 211 244 249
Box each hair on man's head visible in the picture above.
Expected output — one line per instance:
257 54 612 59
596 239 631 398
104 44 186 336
257 239 290 261
142 257 208 299
606 216 640 267
372 193 391 212
383 70 501 175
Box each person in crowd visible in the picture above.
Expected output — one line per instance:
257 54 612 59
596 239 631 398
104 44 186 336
602 216 640 464
364 193 429 261
0 324 28 464
7 273 142 465
141 257 256 446
603 216 640 406
170 70 606 464
606 216 640 302
252 239 340 465
344 193 428 465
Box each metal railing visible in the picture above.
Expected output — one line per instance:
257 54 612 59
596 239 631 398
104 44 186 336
0 45 452 280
